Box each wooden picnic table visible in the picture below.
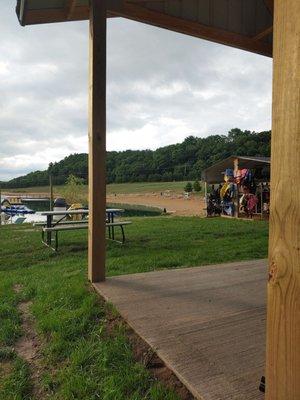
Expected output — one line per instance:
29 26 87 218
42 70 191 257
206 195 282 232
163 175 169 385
40 208 125 248
41 208 123 225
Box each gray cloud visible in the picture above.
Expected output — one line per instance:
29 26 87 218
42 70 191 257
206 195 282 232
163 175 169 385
0 3 272 180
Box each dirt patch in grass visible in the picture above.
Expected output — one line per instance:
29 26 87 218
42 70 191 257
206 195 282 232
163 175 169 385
127 329 194 400
0 360 13 379
13 284 23 293
107 193 205 217
103 302 195 400
15 301 38 363
13 285 44 398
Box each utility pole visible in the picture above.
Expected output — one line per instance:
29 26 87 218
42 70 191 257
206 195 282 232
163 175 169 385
49 173 53 211
49 162 54 211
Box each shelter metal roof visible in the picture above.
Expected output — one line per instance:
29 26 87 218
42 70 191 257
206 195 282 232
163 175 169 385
201 155 271 183
16 0 273 57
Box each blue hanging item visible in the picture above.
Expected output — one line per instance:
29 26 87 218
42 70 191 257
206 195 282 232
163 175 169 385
225 168 234 177
224 168 234 182
244 169 252 184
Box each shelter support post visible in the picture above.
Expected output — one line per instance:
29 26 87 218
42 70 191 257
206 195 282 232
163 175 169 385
266 0 300 399
88 0 107 282
204 182 207 217
233 158 239 218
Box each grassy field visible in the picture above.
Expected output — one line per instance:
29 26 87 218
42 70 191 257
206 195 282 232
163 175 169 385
3 181 196 196
0 217 268 399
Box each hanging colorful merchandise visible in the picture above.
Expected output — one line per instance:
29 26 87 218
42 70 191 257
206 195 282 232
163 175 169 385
219 172 236 216
234 169 248 184
203 156 271 220
240 186 258 217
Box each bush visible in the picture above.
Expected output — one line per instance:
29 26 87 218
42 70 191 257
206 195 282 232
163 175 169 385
193 180 201 192
63 175 86 205
184 182 193 193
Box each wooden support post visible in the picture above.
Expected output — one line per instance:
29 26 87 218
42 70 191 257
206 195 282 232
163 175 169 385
88 0 107 282
266 0 300 399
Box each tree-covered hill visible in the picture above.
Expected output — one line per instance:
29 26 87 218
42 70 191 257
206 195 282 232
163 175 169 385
1 128 270 189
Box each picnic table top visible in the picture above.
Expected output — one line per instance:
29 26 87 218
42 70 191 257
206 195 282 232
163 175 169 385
41 208 124 216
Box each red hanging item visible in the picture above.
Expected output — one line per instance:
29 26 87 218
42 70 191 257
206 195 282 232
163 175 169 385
247 194 258 212
234 168 248 184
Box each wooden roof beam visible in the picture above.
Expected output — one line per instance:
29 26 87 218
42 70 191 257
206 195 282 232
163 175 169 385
252 26 273 41
17 0 272 57
19 0 123 25
65 0 77 20
126 0 165 3
264 0 274 16
111 3 272 57
20 6 89 25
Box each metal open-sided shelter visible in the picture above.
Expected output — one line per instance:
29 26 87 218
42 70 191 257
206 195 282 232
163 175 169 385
15 1 300 399
201 155 271 184
202 155 271 218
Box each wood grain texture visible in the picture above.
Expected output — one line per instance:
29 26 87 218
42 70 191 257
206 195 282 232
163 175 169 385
266 0 300 398
88 0 107 282
94 260 267 400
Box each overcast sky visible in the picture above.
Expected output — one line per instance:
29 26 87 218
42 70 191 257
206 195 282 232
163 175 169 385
0 2 272 181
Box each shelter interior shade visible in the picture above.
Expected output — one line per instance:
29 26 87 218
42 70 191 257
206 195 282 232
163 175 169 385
202 156 271 184
16 0 273 57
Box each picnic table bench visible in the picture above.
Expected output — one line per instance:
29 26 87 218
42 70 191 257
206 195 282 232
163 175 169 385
37 209 132 251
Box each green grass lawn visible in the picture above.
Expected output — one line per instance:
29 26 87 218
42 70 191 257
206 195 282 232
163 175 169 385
4 180 199 197
0 217 269 399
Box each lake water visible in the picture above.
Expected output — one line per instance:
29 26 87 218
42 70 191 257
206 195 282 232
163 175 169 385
1 195 162 224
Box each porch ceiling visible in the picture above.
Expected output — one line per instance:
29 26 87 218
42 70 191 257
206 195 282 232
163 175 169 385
16 0 273 57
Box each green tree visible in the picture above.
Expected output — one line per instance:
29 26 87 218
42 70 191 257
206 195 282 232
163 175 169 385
63 175 86 205
184 182 193 193
193 180 201 192
2 129 271 188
